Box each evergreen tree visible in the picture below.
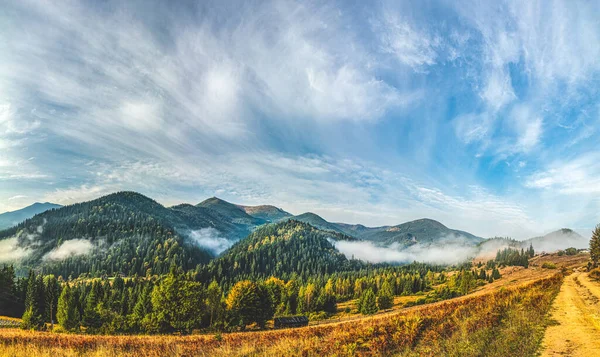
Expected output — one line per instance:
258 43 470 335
358 288 378 315
57 284 79 331
591 225 600 268
492 268 501 280
528 243 535 258
21 271 45 330
82 282 102 331
150 267 205 333
376 281 394 310
43 275 60 329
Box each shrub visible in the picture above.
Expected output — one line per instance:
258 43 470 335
541 262 557 269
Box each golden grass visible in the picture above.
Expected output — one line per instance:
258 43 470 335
0 273 563 357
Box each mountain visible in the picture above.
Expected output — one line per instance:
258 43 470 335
197 197 266 226
353 219 483 247
237 204 292 222
196 220 362 283
0 192 263 277
286 212 348 234
289 214 482 247
0 202 62 230
523 228 589 252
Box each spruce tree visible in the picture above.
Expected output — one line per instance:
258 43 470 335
21 271 45 330
82 282 102 331
43 275 59 329
590 225 600 268
359 288 378 315
57 284 79 331
376 281 394 310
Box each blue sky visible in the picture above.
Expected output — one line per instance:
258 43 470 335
1 0 599 239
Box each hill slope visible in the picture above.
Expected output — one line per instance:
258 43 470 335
196 220 362 283
237 204 292 222
0 202 62 230
287 212 348 234
523 229 589 252
0 192 262 277
355 218 483 247
197 197 266 226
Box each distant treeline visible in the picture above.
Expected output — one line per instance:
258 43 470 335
2 261 502 334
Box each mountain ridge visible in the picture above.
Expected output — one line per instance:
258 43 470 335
0 202 62 230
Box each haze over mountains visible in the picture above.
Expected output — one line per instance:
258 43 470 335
0 191 589 276
0 202 62 230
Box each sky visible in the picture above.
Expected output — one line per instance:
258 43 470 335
1 0 599 239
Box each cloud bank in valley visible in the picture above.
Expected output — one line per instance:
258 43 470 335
331 238 478 265
0 238 31 262
188 228 233 255
44 239 94 260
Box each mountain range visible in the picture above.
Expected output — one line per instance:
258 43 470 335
0 191 589 277
0 202 62 230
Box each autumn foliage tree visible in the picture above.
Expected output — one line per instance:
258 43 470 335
226 280 273 330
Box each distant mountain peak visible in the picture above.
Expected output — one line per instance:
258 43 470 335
0 202 62 230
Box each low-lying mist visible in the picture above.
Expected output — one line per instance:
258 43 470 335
44 239 94 261
187 228 234 255
0 238 31 262
331 235 478 265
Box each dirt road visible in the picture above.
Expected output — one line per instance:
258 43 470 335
541 271 600 356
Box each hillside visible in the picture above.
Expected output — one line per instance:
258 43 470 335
524 228 589 252
287 212 348 234
237 204 292 222
195 220 362 284
0 192 261 277
197 197 266 226
0 202 62 230
291 214 483 248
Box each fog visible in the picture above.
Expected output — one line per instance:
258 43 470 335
0 238 31 262
331 238 478 265
44 239 94 260
188 228 234 255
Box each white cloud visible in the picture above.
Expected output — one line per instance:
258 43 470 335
525 153 600 195
44 239 94 261
374 12 439 69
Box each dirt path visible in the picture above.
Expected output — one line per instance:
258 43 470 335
541 271 600 357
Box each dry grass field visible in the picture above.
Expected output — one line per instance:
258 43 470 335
0 253 590 357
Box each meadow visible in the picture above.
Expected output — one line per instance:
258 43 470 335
0 272 563 357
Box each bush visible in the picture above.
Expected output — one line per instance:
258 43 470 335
565 247 577 256
589 268 600 281
541 262 556 269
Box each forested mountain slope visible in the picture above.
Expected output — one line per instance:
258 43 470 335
195 220 363 285
0 192 262 277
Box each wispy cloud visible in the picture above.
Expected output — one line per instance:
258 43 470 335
1 0 599 237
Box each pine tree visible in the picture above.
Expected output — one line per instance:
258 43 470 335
43 275 59 329
528 243 535 258
82 282 102 331
590 225 600 268
492 268 501 280
57 284 79 331
21 271 45 330
376 281 394 310
359 288 378 315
